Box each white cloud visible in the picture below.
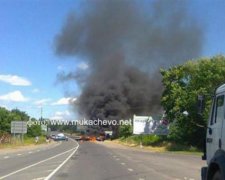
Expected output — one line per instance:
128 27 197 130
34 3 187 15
78 62 89 70
32 88 40 93
56 110 70 116
0 74 31 86
52 97 77 105
34 99 51 106
50 110 71 120
0 91 28 102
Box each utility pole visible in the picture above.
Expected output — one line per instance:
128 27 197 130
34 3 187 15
41 106 43 121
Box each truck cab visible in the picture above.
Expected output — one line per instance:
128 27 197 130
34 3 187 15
202 84 225 180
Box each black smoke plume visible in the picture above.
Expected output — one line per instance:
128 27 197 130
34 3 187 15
55 0 203 121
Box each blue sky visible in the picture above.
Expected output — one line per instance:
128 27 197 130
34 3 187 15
0 0 84 119
0 0 225 120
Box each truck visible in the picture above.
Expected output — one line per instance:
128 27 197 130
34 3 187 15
201 84 225 180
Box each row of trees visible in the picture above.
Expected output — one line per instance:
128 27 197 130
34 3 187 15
161 55 225 148
119 55 225 149
0 107 41 137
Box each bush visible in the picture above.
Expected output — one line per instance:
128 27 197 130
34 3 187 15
142 135 161 146
166 142 200 152
27 125 42 137
121 134 166 146
119 125 132 138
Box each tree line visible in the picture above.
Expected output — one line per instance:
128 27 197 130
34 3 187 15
0 108 41 137
161 55 225 148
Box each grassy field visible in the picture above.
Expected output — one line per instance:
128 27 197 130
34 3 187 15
117 135 202 155
0 135 47 149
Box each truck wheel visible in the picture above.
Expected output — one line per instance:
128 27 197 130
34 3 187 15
212 171 222 180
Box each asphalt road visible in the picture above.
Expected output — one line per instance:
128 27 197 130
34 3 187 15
0 139 206 180
0 139 79 180
53 141 206 180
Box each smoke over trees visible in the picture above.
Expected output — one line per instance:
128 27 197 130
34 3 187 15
55 0 203 121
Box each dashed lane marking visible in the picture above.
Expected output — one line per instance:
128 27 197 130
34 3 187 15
32 177 45 180
44 138 79 180
0 144 77 179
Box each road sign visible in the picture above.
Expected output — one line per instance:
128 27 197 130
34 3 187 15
41 124 47 132
133 115 169 135
11 121 27 134
133 115 153 135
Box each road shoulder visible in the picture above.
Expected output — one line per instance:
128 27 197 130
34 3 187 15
0 141 60 156
95 140 203 157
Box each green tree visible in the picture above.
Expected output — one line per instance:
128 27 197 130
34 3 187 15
10 109 29 121
0 107 11 133
27 125 42 137
161 55 225 148
119 125 132 138
0 107 30 133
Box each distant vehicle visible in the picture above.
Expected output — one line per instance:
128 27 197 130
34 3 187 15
97 132 106 141
53 133 68 141
96 136 105 141
50 134 56 139
85 136 91 141
74 136 82 141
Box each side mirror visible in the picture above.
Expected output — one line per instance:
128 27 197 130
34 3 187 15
197 95 205 115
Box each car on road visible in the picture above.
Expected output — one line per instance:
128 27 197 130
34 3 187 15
74 136 82 141
53 133 68 141
50 134 56 139
96 136 105 141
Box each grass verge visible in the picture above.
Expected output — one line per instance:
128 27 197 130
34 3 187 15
117 135 202 155
0 135 47 149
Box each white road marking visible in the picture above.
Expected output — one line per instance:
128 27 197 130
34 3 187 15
45 139 79 180
139 178 145 180
17 154 22 156
4 156 9 159
121 162 126 165
189 179 195 180
116 158 120 161
0 140 78 180
37 150 40 152
128 168 133 172
32 177 45 180
29 151 33 154
113 155 117 158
